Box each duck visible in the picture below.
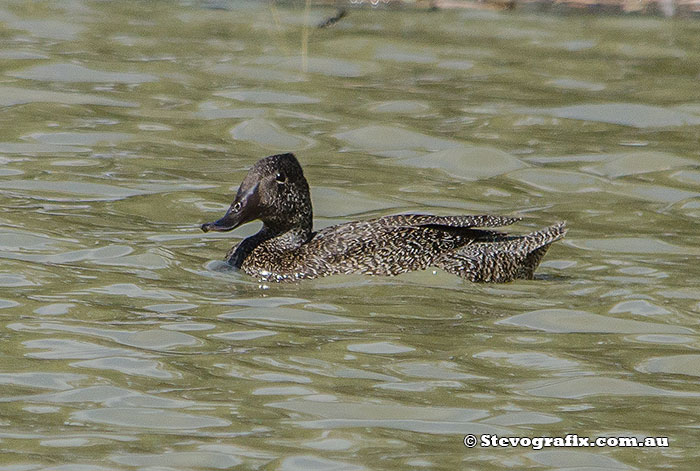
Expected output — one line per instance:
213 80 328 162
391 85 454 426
201 153 567 283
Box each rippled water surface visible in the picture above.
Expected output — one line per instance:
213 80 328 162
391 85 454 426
1 1 700 469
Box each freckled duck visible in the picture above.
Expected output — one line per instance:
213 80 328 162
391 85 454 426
201 153 567 282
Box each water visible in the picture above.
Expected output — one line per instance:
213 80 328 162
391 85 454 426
1 1 699 469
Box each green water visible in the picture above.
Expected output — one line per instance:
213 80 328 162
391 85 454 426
1 1 700 469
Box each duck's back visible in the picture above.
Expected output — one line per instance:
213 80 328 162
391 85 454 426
240 214 546 281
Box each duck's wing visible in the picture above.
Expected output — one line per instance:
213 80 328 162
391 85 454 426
305 215 520 277
376 214 521 229
312 214 519 243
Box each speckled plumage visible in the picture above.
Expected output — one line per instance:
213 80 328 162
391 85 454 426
201 153 567 283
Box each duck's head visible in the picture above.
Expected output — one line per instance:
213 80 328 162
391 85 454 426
201 153 312 234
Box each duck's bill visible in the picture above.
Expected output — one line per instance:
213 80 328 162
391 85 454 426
201 183 259 233
200 207 242 233
201 219 236 232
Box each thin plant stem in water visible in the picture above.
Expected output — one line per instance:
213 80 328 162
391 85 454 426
268 0 291 56
302 0 310 73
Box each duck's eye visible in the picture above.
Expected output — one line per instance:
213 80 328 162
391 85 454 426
275 172 287 184
232 202 241 212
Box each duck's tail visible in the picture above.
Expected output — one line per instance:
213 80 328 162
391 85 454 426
435 222 567 282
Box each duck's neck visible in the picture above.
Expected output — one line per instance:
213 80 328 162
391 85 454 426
264 223 313 251
227 220 313 268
